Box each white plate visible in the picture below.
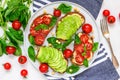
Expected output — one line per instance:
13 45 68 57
24 1 100 78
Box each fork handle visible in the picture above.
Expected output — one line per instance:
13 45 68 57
107 38 119 68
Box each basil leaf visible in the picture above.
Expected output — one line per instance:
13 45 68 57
75 34 81 44
62 38 73 51
0 41 3 56
28 46 36 62
9 28 23 41
47 37 57 44
57 3 72 14
35 24 48 30
14 46 22 56
83 59 89 67
49 16 57 27
66 64 80 74
92 42 99 52
29 35 35 45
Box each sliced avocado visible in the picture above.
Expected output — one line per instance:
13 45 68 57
56 13 85 40
37 46 67 73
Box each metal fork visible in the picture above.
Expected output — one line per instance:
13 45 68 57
100 18 119 68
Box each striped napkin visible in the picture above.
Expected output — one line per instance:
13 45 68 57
32 0 120 80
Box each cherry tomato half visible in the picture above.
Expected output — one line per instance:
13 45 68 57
12 20 21 30
103 9 110 17
82 24 92 34
75 54 84 64
80 34 89 43
39 63 48 73
34 35 45 46
107 15 116 24
84 51 92 59
3 62 11 70
20 69 28 77
74 43 84 54
6 46 16 54
18 56 27 64
42 16 51 25
63 49 73 58
85 42 93 51
33 16 43 26
53 9 61 17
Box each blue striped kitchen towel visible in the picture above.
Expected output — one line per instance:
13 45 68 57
32 0 120 80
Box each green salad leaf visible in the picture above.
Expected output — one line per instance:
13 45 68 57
83 59 89 67
92 42 99 52
35 24 48 30
14 45 22 56
0 41 3 56
57 3 72 14
28 46 36 62
75 34 81 44
66 64 80 74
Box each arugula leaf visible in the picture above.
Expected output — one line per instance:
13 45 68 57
66 64 80 74
28 46 36 62
75 34 81 44
29 35 35 45
83 59 89 67
92 42 99 52
57 3 72 14
35 24 48 30
49 16 57 27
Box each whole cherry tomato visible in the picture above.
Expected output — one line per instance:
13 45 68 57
18 56 27 64
82 24 92 34
103 9 110 17
20 69 28 77
107 15 116 23
63 49 73 58
12 20 21 30
53 9 61 17
3 62 11 70
6 46 16 54
39 63 48 73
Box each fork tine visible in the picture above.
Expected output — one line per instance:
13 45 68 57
103 18 109 33
100 19 104 34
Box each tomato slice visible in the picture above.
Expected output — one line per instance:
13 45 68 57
80 34 89 43
84 51 92 60
74 43 84 54
42 15 51 25
34 35 45 46
85 42 93 51
33 16 43 26
75 54 84 64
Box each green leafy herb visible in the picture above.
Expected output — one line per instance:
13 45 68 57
0 39 7 54
92 42 99 52
35 24 48 30
4 0 31 29
29 35 35 45
82 52 86 56
28 46 36 62
49 16 57 27
9 28 23 41
47 37 62 49
0 42 3 56
57 3 72 14
83 59 88 67
62 38 73 51
66 64 80 74
14 46 22 56
75 34 81 44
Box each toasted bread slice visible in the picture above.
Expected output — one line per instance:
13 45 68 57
56 12 85 41
71 32 93 66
